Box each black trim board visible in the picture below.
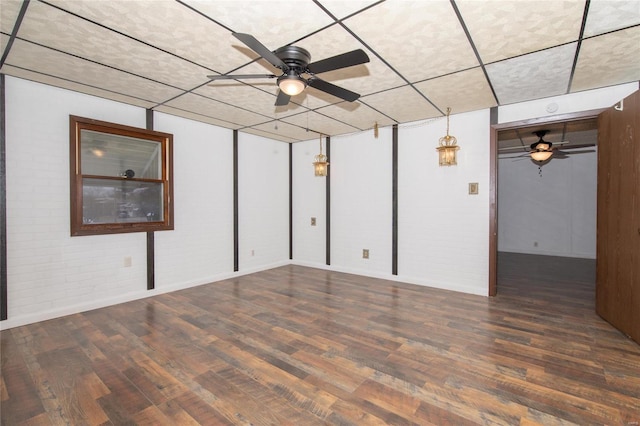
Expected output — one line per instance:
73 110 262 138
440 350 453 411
325 136 331 266
233 130 239 272
145 109 155 290
1 74 7 320
392 124 398 276
289 143 293 260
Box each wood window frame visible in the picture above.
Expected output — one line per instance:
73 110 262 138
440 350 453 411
70 115 174 236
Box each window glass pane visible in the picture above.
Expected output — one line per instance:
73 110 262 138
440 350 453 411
82 178 163 224
80 130 161 179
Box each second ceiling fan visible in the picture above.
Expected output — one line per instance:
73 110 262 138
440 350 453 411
208 33 370 106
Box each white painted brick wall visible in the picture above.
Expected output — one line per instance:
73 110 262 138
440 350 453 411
330 127 393 275
153 112 235 289
4 77 149 327
292 139 326 265
238 133 290 272
397 109 490 296
498 148 597 258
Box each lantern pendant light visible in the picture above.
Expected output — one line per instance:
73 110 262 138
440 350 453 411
437 107 460 166
313 135 329 176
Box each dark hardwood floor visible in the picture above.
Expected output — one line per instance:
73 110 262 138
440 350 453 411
2 254 639 425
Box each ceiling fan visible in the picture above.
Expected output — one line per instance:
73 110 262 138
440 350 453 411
207 33 370 106
529 130 555 162
499 130 594 163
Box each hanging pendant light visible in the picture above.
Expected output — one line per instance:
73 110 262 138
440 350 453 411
313 135 329 176
437 107 460 166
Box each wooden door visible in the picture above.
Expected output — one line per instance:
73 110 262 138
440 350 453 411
596 90 640 344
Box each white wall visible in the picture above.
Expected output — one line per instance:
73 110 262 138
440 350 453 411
153 113 235 288
291 111 490 296
330 127 393 276
238 132 290 272
498 150 598 258
397 110 490 295
4 78 149 328
1 77 290 329
292 139 326 265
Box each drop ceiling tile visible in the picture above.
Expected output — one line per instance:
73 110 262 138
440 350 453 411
571 27 640 92
361 86 442 124
1 0 22 51
181 0 333 49
202 78 313 120
0 33 12 64
194 83 281 119
163 92 270 127
486 43 576 105
343 0 479 82
457 0 584 64
17 1 208 90
282 110 359 137
583 0 640 37
415 67 497 114
5 39 184 103
1 65 156 109
317 102 396 132
317 0 382 19
154 105 242 130
250 120 319 142
46 0 248 74
241 127 298 143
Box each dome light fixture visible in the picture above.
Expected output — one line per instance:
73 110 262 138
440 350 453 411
277 72 306 96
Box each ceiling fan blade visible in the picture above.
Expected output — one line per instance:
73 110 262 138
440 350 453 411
555 149 596 156
207 74 277 80
232 33 288 71
274 90 291 106
308 78 360 102
498 146 529 152
307 49 370 74
559 143 596 150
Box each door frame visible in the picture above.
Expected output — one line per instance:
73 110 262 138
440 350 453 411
488 108 606 296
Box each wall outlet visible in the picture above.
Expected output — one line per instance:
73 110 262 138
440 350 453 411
124 256 132 267
363 249 369 259
251 249 255 256
534 241 538 247
311 217 316 226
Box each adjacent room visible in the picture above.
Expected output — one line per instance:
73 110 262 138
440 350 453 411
1 1 639 424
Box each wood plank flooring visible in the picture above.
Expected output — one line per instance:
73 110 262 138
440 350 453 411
2 253 639 425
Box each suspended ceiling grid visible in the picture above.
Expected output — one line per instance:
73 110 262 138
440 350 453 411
1 0 639 143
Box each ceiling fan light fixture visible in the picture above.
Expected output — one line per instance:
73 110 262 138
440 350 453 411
278 73 306 96
529 130 553 162
530 149 553 162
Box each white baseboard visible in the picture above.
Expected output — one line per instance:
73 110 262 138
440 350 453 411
290 260 488 296
0 260 291 330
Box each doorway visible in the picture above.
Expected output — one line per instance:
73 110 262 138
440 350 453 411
489 111 603 296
